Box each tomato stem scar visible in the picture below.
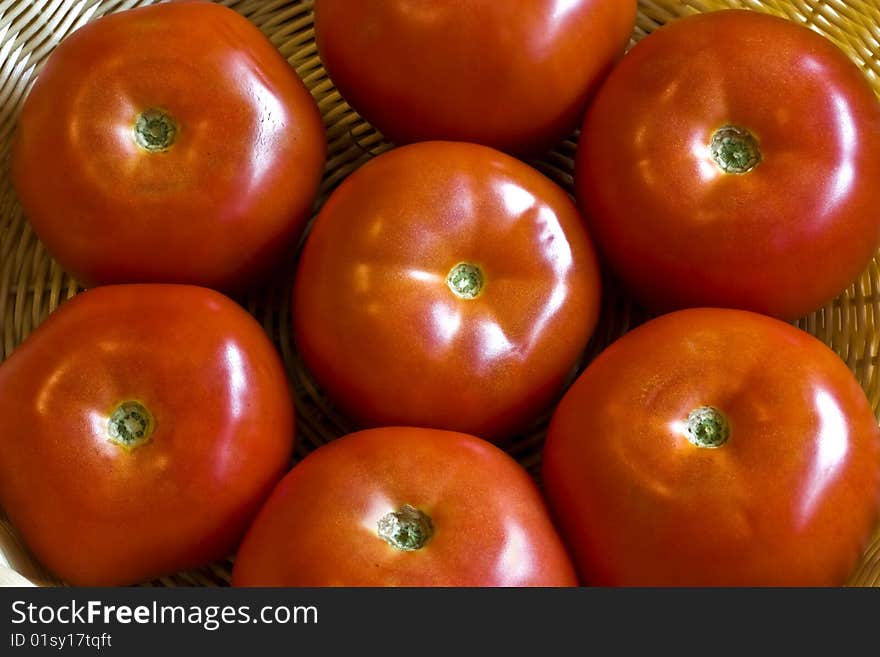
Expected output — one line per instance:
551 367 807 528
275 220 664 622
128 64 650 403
108 401 154 451
377 504 434 551
709 125 760 174
446 262 483 299
134 109 177 152
686 406 729 448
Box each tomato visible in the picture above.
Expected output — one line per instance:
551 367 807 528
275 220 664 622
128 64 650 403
292 141 602 443
11 1 326 292
0 285 295 586
542 308 880 586
314 0 636 155
575 10 880 321
232 427 577 586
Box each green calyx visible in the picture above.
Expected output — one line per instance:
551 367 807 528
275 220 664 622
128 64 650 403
134 109 177 152
108 401 154 451
709 125 761 174
685 406 729 449
446 262 483 300
377 505 434 551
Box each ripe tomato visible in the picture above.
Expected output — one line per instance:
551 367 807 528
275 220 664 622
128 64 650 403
11 1 326 292
314 0 636 155
292 141 602 443
0 285 295 586
542 308 880 586
575 10 880 321
232 427 577 586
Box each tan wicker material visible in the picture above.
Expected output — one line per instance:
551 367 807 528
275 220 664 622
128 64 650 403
0 0 878 587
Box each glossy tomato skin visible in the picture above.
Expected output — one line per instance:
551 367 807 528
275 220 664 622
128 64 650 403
232 427 578 586
292 141 602 443
575 10 880 321
542 308 880 586
0 285 294 586
314 0 636 155
12 1 326 292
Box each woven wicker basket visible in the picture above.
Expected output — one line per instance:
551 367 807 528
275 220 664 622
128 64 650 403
1 0 879 587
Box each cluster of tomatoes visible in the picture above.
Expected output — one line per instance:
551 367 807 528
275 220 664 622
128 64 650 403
2 0 880 587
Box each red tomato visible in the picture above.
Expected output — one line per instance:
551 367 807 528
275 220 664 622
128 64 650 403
292 141 602 443
542 308 880 586
232 427 577 586
575 10 880 320
0 285 294 586
11 1 326 292
314 0 636 155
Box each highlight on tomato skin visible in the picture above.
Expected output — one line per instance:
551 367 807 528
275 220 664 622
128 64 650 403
0 284 296 587
541 307 880 587
314 0 637 155
291 140 603 444
231 427 579 587
11 0 327 294
575 9 880 321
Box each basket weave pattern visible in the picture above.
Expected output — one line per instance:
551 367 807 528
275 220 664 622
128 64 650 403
0 0 879 587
